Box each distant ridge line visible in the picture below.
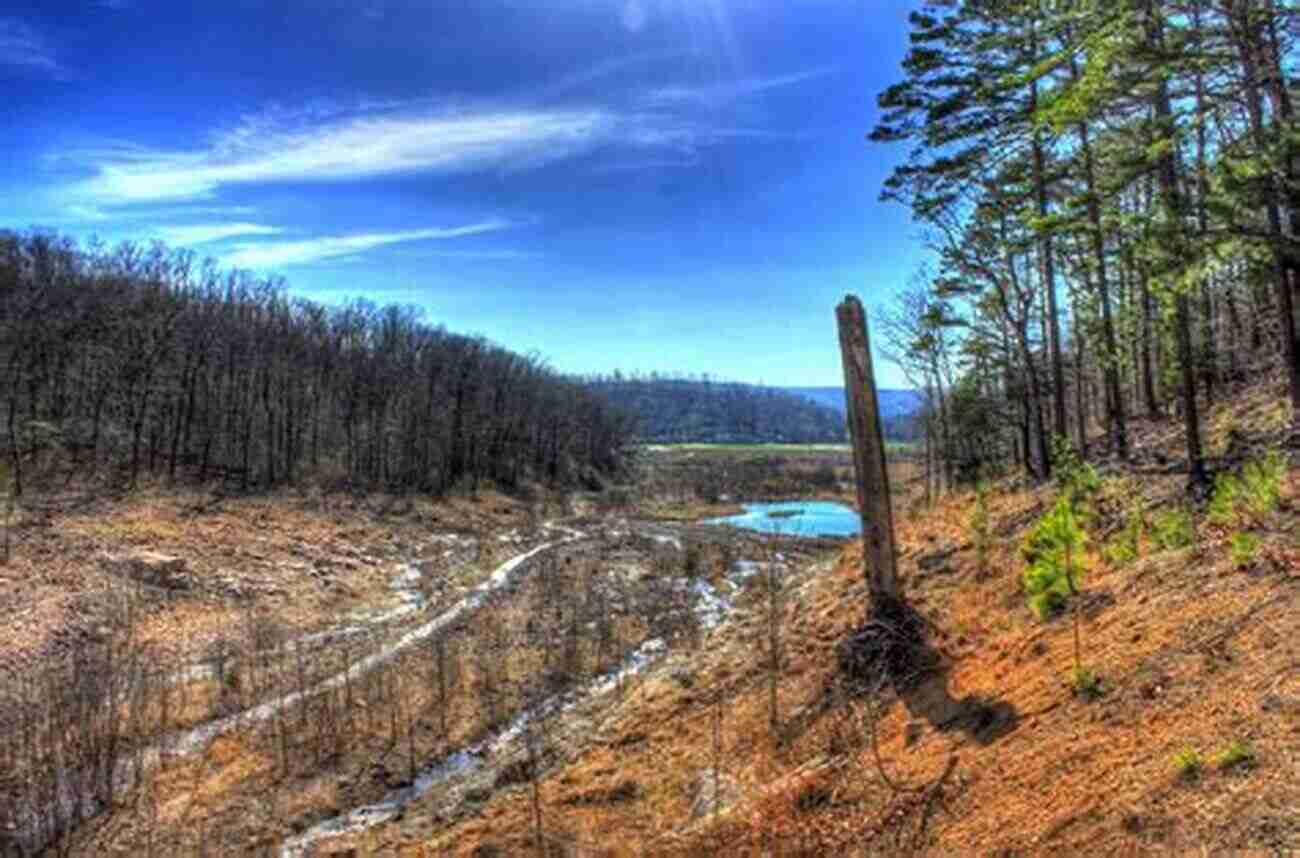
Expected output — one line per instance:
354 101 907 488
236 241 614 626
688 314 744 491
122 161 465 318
781 386 923 420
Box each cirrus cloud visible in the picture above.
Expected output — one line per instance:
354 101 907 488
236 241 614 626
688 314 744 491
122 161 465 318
57 86 810 210
69 109 617 207
222 220 513 269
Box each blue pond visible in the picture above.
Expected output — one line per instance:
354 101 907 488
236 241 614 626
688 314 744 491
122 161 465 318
705 500 861 537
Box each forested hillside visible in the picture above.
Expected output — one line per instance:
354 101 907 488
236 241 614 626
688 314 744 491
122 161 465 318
0 231 632 496
785 385 925 441
588 374 848 444
871 0 1300 489
783 386 923 420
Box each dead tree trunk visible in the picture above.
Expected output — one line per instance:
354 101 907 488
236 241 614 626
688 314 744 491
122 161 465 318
836 295 901 611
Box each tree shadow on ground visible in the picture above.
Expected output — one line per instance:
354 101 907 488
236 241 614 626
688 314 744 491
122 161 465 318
779 598 1020 748
833 600 1020 746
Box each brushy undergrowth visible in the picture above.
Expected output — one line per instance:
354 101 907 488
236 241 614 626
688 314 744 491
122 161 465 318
1070 665 1103 699
1103 502 1144 567
1150 507 1195 551
1021 497 1086 619
1172 746 1204 780
1229 531 1260 568
1209 451 1285 527
1213 739 1256 771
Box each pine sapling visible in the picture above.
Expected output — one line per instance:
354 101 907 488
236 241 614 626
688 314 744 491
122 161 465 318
1213 739 1255 771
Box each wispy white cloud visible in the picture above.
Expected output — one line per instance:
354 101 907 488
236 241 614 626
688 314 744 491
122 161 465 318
0 18 65 77
54 201 260 225
222 221 512 269
643 67 834 108
67 108 616 206
59 88 800 209
154 222 282 246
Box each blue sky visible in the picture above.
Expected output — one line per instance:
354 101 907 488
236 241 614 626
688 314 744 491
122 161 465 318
1 0 923 387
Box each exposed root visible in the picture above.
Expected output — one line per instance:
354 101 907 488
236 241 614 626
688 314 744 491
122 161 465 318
835 597 940 694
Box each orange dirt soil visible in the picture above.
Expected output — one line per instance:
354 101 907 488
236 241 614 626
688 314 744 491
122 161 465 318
337 470 1299 856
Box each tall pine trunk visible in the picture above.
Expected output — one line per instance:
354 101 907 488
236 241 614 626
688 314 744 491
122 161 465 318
1146 0 1208 489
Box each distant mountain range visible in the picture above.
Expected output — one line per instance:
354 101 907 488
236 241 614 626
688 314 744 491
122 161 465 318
783 387 924 420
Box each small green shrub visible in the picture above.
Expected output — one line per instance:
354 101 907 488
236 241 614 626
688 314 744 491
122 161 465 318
1208 471 1241 526
1172 746 1203 779
1229 531 1260 568
1209 452 1286 526
1022 497 1086 620
1150 507 1195 551
1052 436 1100 514
1213 739 1255 770
1070 666 1103 699
1241 452 1285 516
1104 505 1144 567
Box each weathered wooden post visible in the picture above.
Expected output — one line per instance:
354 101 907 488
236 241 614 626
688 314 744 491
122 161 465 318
836 295 901 610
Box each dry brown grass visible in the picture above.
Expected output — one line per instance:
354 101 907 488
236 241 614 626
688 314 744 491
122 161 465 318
19 416 1300 857
352 463 1299 856
1 487 531 671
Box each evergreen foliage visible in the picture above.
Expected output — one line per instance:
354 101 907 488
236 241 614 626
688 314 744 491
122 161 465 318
1229 531 1260 567
1150 507 1196 551
872 0 1300 490
1210 452 1286 526
1021 496 1086 619
1213 739 1256 770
